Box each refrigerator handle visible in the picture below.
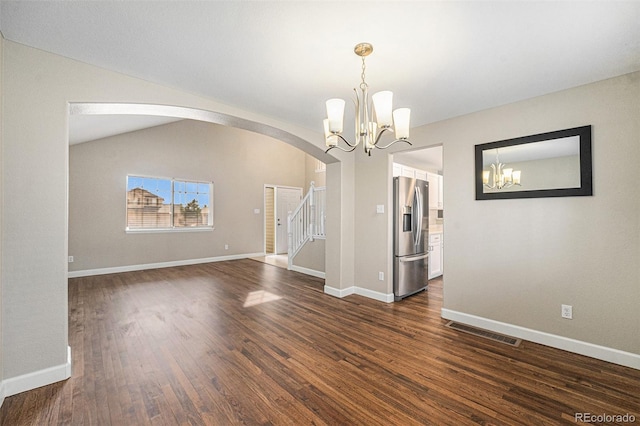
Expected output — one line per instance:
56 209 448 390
414 186 422 247
399 253 429 262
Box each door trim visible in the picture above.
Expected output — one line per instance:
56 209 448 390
263 184 303 255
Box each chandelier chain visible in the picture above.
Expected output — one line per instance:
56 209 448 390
360 56 368 90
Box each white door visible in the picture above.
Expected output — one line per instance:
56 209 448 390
275 187 302 254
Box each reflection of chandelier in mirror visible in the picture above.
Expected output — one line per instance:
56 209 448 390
482 149 522 189
323 43 412 156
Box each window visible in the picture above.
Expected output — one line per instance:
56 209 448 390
126 176 213 231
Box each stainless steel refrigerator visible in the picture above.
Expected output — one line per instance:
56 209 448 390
393 176 429 301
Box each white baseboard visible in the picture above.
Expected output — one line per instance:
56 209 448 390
68 253 264 278
355 287 394 303
289 265 325 279
324 285 394 303
0 380 5 409
441 309 640 370
324 285 355 298
2 346 72 398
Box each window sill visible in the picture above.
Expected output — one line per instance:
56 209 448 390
126 227 214 234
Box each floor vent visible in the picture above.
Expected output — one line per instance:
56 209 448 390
445 321 522 347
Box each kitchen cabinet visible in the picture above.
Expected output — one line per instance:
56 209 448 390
415 169 428 181
426 172 444 210
393 164 443 210
393 163 420 178
428 232 443 279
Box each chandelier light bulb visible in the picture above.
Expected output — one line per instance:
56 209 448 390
393 108 411 140
323 119 338 147
512 170 522 185
325 98 345 134
372 91 393 127
482 170 490 185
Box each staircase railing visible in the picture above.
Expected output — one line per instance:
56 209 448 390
287 182 326 266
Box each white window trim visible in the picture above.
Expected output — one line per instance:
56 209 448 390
125 226 215 234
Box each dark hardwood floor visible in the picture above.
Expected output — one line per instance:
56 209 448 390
1 259 638 425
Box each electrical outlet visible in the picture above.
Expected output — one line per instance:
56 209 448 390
224 244 229 250
378 272 384 281
68 256 74 263
561 304 573 319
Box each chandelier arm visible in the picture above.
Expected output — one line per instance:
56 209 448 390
372 127 392 146
374 138 412 150
353 88 362 146
334 133 357 148
491 163 497 188
373 126 396 149
325 143 357 154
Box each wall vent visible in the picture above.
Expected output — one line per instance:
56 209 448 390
445 321 522 347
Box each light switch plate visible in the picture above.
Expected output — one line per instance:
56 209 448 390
376 204 385 214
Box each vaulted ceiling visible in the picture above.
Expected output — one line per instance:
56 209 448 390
1 1 639 142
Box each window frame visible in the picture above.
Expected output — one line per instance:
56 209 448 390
125 174 214 233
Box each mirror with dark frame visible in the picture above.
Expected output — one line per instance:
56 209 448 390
475 126 592 200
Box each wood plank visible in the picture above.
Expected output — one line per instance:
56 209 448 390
1 259 638 425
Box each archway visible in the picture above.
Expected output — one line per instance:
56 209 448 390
69 103 337 164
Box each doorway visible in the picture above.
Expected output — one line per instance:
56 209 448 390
264 185 303 255
392 146 444 284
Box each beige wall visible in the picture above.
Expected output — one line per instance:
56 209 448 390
292 239 325 272
354 72 639 355
0 33 5 394
355 152 392 294
304 154 326 189
326 159 355 291
0 41 352 385
69 120 311 271
440 72 639 354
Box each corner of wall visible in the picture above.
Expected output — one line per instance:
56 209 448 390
0 29 6 408
1 346 71 399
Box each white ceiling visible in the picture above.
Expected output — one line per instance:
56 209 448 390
1 1 639 149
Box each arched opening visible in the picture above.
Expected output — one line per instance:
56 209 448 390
68 102 337 279
69 103 337 164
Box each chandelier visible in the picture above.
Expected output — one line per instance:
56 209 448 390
482 149 522 189
323 43 412 156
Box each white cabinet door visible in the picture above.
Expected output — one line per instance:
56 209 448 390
426 173 444 210
437 174 444 209
415 170 428 181
426 173 439 210
401 166 415 178
428 233 443 279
